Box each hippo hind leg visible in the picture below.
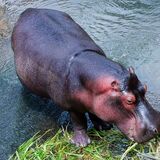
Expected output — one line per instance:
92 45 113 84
88 113 113 131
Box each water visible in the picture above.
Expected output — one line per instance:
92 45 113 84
0 0 160 159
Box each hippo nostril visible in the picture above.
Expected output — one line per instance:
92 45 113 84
150 127 158 134
153 128 158 134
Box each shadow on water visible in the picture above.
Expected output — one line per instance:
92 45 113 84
0 0 160 159
20 86 71 128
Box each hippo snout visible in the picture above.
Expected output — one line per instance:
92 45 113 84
134 109 160 143
133 124 159 143
116 101 160 143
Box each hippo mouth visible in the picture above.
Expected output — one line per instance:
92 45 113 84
116 118 136 142
116 118 157 143
131 129 157 143
125 127 135 141
126 131 154 143
117 125 135 142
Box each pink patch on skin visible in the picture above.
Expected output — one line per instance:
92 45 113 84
84 75 120 95
92 91 123 122
72 75 121 120
73 89 93 111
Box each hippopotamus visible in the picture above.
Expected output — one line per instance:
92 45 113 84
11 8 160 147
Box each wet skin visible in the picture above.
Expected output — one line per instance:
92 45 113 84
11 8 160 147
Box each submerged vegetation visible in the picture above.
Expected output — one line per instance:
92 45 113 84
10 128 160 160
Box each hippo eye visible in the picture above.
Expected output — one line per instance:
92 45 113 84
126 96 136 105
122 91 136 106
127 99 134 105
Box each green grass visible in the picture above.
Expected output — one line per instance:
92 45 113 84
10 128 160 160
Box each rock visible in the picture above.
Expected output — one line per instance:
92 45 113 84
0 5 11 37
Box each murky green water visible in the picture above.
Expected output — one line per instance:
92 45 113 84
0 0 160 159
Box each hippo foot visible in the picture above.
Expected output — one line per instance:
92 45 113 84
94 122 113 131
88 113 113 131
71 130 91 147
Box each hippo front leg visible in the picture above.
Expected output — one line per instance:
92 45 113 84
89 113 113 131
70 112 91 147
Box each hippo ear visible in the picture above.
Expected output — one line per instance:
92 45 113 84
144 84 147 92
128 72 139 90
128 66 135 75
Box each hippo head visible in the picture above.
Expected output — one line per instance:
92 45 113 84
93 67 160 143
